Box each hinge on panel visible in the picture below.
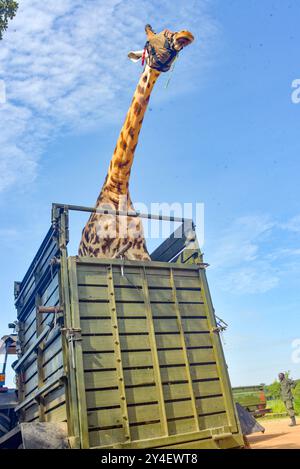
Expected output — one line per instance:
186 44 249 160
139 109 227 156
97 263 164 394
211 315 228 333
61 328 82 369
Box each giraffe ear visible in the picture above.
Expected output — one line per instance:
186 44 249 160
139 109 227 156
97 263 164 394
128 50 144 62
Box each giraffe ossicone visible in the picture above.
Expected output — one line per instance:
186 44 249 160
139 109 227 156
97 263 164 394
78 26 194 260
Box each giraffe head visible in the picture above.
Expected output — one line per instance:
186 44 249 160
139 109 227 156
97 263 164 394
128 27 194 73
172 30 195 51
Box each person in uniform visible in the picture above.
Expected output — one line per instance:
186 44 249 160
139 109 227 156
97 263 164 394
278 373 297 426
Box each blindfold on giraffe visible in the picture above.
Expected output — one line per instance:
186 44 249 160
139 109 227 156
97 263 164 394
128 24 194 73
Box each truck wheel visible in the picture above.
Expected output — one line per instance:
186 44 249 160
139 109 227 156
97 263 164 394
0 410 11 438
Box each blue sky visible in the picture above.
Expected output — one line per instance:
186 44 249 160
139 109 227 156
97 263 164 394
0 0 300 387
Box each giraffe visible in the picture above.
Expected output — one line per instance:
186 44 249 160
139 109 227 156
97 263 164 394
78 25 194 260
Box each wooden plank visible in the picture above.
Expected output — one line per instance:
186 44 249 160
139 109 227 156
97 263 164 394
196 396 225 415
123 368 155 387
155 334 182 349
114 287 144 302
151 303 206 317
147 277 170 288
40 275 59 305
160 366 187 384
114 273 143 288
24 369 38 391
190 364 220 381
82 336 114 353
45 403 67 423
156 334 212 349
168 417 196 436
173 269 200 278
84 370 118 390
89 427 125 448
130 422 163 442
176 290 203 303
186 348 215 363
79 301 110 317
23 402 39 422
87 403 162 431
198 411 228 431
125 384 159 405
178 303 206 317
153 319 179 334
165 400 194 420
43 385 66 409
184 333 212 348
86 384 160 410
116 302 146 317
78 285 108 301
77 270 108 286
145 267 171 277
43 335 62 364
163 382 190 401
43 353 64 380
121 351 153 369
23 388 66 424
83 352 117 371
174 278 201 289
149 289 173 303
81 319 112 335
119 335 151 351
88 407 123 429
24 361 38 383
86 389 120 409
158 349 185 366
23 307 36 335
192 380 223 397
81 318 150 335
127 403 160 424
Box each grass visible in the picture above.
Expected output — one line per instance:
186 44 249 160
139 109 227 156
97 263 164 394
266 398 300 417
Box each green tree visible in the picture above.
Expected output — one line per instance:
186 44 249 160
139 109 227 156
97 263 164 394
0 1 18 40
293 381 300 399
265 380 281 400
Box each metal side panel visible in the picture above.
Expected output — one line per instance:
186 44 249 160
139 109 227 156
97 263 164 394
15 250 66 424
67 257 242 449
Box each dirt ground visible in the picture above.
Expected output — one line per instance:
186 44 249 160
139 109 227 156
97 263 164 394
247 417 300 449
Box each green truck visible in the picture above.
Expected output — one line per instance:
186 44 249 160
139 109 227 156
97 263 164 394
232 385 270 417
0 203 244 449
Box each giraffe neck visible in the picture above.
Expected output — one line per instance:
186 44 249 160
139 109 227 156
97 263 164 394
100 66 161 204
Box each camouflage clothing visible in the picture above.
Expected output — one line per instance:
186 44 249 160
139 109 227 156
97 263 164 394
280 378 296 418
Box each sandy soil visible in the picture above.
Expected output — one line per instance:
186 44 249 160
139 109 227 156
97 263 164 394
247 417 300 449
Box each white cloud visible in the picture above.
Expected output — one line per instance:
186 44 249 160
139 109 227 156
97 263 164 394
207 214 300 295
209 215 274 269
223 264 279 294
280 215 300 233
0 0 219 192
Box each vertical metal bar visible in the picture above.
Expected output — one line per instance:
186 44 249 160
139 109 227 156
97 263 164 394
140 267 169 437
68 257 90 449
107 265 131 442
58 209 81 448
197 268 238 431
16 321 26 422
169 268 200 432
35 294 45 422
